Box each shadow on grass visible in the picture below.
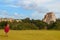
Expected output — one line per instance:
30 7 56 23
0 35 8 37
0 35 9 40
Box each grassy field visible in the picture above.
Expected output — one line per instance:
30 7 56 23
0 30 60 40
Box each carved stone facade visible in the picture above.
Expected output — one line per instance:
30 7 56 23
43 12 56 24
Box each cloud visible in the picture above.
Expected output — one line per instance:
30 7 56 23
0 10 29 19
30 11 60 20
2 0 53 8
1 0 60 11
15 0 53 9
13 12 26 19
0 0 60 19
3 0 60 12
0 10 20 18
1 4 20 8
30 11 46 20
44 2 60 12
4 0 60 13
0 10 9 18
0 10 8 15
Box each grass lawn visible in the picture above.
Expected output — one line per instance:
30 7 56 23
0 30 60 40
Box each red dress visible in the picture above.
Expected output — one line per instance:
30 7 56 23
4 26 9 33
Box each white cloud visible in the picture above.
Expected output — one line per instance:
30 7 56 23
3 4 20 8
4 0 60 12
14 12 19 16
0 10 28 19
31 11 46 20
30 10 60 20
0 10 8 15
10 0 60 13
3 0 53 9
1 0 60 19
13 12 26 19
0 10 9 18
44 2 60 12
15 0 53 9
3 0 60 12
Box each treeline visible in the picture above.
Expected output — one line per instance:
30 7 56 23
0 18 60 30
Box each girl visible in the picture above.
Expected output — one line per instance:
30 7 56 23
4 23 10 37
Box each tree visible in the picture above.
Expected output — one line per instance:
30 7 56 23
47 19 60 30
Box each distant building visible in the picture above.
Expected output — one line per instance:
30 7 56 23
0 18 14 22
0 18 22 22
43 12 56 24
15 19 22 22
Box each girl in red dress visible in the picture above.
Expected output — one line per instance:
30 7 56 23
4 23 10 37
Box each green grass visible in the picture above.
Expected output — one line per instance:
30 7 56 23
0 30 60 40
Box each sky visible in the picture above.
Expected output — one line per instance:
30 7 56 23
0 0 60 20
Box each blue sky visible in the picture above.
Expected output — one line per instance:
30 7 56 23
0 0 60 20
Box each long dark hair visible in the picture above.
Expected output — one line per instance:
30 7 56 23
5 22 8 26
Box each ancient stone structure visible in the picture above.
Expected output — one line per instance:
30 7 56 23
0 18 22 22
43 12 56 24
